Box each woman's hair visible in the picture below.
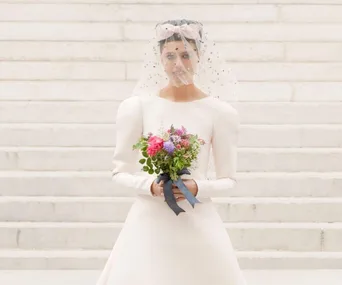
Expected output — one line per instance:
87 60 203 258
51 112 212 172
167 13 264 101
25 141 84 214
156 19 203 53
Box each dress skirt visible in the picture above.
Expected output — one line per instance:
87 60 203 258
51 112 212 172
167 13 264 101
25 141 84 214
96 194 247 285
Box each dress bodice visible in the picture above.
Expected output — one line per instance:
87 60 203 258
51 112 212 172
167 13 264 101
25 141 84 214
140 95 215 180
111 95 240 199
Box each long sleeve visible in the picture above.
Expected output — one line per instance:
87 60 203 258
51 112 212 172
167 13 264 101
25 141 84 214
194 102 240 198
111 96 156 196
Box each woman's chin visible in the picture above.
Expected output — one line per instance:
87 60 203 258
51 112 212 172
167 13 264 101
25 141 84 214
170 78 194 87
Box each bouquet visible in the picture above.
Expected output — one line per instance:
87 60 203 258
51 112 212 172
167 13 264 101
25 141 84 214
133 125 206 215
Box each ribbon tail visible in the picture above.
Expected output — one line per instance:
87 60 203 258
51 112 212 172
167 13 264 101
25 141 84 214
174 178 201 208
163 180 185 216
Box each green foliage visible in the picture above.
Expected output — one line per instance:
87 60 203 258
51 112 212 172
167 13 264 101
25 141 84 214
132 128 204 181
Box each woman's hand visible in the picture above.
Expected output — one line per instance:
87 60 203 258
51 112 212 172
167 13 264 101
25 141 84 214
150 180 164 197
172 179 198 202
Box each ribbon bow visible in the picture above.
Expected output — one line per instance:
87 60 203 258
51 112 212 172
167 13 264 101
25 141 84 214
155 168 201 216
156 23 201 41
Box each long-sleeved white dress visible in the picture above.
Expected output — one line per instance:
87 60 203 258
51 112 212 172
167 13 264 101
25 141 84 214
96 94 247 285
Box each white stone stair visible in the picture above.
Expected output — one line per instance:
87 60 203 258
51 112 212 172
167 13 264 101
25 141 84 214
1 147 342 172
1 197 342 223
1 0 342 271
1 124 342 147
1 102 342 124
0 222 341 252
1 249 342 270
0 171 341 197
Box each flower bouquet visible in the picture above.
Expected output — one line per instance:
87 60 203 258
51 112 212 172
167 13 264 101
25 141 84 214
133 125 206 215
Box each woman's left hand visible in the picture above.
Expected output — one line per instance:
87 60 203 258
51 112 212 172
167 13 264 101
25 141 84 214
172 179 198 202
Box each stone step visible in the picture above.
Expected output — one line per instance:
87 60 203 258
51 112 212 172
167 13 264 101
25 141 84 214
0 249 341 270
2 41 342 63
3 61 342 81
3 41 342 63
0 3 278 23
1 102 342 124
2 22 342 42
1 124 341 148
0 171 341 197
0 81 341 102
0 197 341 223
1 2 341 25
0 222 340 252
1 147 342 172
1 269 342 285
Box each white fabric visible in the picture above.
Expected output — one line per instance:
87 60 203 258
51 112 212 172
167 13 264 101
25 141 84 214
155 23 202 41
96 95 247 285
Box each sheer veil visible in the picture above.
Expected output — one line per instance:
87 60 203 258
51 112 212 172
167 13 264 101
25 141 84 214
131 19 239 180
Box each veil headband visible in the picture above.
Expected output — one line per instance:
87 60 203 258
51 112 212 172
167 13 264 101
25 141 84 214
156 23 202 41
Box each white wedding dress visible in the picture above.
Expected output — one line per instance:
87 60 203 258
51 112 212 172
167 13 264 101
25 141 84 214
96 95 247 285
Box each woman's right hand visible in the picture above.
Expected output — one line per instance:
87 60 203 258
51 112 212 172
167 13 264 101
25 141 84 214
150 180 185 202
150 180 164 197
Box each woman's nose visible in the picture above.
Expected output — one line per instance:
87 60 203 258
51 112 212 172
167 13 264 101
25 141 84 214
174 57 183 68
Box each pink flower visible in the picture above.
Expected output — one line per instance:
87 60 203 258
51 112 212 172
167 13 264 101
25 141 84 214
148 135 163 145
180 139 190 148
176 144 181 149
147 146 159 156
175 129 184 136
147 136 164 156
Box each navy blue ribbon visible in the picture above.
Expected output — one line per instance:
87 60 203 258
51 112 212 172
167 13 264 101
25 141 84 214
155 168 201 216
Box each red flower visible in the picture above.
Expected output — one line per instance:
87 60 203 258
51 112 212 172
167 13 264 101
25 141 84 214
147 136 164 156
176 144 181 149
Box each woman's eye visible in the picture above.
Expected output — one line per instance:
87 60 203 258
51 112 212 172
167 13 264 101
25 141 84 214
167 54 175 60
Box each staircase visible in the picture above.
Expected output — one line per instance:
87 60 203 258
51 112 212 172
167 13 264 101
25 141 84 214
0 1 342 269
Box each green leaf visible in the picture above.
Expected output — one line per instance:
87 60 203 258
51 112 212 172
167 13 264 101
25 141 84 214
142 151 148 158
148 169 154 175
139 159 146 164
143 166 149 172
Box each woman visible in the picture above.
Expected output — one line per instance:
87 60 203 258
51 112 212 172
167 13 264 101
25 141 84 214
96 19 247 285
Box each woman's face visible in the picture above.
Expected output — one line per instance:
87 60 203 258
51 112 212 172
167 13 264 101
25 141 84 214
160 40 199 86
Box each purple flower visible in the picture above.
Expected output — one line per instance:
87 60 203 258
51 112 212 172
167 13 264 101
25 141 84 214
170 135 181 144
163 141 175 154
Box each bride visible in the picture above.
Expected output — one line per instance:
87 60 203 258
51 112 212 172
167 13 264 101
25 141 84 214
96 19 247 285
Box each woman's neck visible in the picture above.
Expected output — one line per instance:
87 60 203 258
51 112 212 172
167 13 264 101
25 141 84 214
160 84 205 102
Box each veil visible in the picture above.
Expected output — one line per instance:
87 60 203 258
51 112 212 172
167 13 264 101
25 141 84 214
131 19 238 101
131 19 239 180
